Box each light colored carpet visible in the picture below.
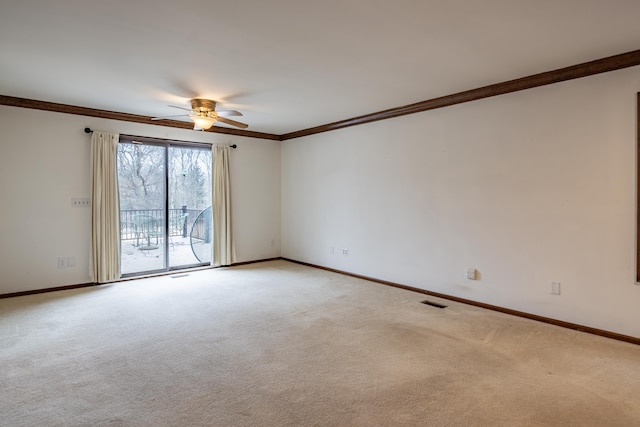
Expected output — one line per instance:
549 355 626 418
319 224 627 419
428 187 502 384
1 260 639 426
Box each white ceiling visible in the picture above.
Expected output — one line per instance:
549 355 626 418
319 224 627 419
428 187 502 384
2 1 640 135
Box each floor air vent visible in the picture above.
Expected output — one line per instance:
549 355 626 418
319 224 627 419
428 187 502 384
421 300 447 309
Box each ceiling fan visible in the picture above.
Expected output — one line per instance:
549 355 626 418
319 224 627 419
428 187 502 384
151 98 248 130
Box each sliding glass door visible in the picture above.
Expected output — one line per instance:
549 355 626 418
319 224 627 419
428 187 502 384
167 145 212 268
117 138 212 276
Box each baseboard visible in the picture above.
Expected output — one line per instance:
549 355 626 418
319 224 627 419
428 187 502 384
0 257 281 300
0 282 98 299
282 258 640 346
6 257 637 346
230 257 282 267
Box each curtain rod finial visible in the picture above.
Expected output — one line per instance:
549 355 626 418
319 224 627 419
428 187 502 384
230 144 237 149
84 127 93 134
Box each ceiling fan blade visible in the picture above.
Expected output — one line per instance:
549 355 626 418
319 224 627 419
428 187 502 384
151 114 189 120
217 109 243 117
217 116 248 129
168 105 192 111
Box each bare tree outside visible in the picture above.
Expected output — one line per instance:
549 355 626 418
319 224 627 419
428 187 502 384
117 143 165 210
169 147 210 210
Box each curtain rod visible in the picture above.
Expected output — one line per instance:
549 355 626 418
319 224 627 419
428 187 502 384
84 127 237 149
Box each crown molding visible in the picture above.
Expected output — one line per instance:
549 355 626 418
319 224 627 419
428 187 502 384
281 49 640 140
3 49 640 141
0 95 281 141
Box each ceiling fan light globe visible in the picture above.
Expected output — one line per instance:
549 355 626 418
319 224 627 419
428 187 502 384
191 115 215 130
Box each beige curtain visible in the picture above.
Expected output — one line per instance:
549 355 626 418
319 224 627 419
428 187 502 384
212 145 235 266
90 131 121 283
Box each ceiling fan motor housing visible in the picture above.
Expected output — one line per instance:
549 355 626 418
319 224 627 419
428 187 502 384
191 98 216 112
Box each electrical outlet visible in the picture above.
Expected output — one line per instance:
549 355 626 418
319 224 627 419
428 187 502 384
58 257 67 269
341 248 349 256
466 268 477 280
551 282 561 295
67 256 76 267
71 198 90 207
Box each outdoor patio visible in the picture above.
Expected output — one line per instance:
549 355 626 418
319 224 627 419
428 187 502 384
120 236 210 275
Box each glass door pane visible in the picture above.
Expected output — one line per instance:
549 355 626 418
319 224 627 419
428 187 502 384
118 142 167 275
168 145 212 268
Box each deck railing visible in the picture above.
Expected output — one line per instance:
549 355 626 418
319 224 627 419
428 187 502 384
120 207 202 241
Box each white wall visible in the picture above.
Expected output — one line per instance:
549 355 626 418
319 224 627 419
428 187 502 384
282 66 640 338
0 106 281 294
